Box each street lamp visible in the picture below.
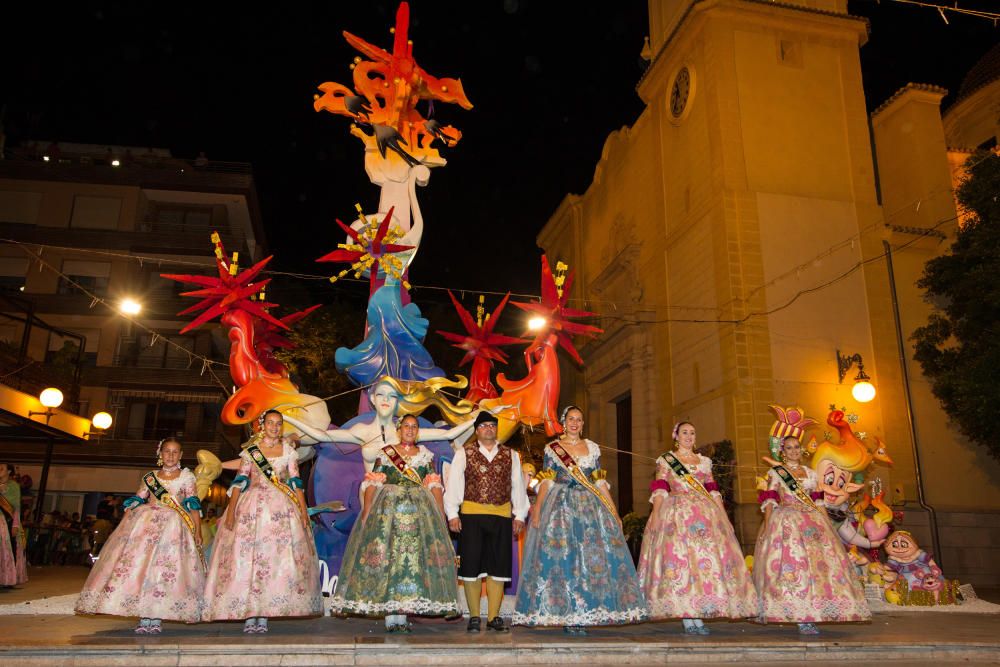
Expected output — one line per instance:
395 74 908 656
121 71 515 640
837 350 877 403
92 412 113 430
120 298 142 316
30 387 63 522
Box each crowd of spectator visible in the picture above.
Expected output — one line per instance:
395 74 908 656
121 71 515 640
21 496 221 567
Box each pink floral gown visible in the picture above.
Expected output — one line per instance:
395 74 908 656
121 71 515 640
637 454 757 619
753 466 870 623
75 469 205 621
0 480 27 586
203 443 321 620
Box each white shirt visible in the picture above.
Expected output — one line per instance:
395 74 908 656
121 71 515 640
443 441 530 522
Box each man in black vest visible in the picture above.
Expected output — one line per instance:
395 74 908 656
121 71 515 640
444 411 529 632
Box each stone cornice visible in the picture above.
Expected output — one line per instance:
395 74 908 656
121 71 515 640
638 0 869 102
872 83 949 119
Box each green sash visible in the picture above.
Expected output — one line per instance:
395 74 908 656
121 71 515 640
662 452 715 501
246 444 302 512
142 472 206 567
771 465 819 512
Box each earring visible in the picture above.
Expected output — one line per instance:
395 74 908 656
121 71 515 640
156 457 163 467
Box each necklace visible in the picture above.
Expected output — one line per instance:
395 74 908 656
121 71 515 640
161 464 181 474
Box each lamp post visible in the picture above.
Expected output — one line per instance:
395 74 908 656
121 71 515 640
29 388 63 522
836 350 877 403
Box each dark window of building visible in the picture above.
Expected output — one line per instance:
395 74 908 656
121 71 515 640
125 401 187 440
615 394 633 515
58 261 110 297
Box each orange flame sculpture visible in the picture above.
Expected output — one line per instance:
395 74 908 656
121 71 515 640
314 1 472 166
481 256 603 442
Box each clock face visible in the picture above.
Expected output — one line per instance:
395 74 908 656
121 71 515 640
670 67 691 118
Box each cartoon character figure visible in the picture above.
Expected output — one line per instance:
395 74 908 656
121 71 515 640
811 410 890 550
882 530 960 605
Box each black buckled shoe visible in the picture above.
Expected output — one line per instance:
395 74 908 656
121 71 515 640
467 616 482 632
487 617 509 632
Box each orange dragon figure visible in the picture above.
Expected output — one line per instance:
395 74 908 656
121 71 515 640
479 256 603 443
162 235 330 438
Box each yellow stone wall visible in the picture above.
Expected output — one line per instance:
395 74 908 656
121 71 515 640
539 0 1000 527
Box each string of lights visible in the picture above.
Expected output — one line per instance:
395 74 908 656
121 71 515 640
883 0 1000 25
13 244 233 395
0 207 960 329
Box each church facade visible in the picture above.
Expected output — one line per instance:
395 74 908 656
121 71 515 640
538 0 1000 585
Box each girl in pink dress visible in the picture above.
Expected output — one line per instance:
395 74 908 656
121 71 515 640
753 436 870 634
203 410 321 632
0 463 27 587
637 422 757 634
75 439 205 633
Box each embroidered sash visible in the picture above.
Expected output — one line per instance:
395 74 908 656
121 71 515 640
381 445 424 485
771 465 820 512
246 444 302 512
142 472 206 567
548 442 618 517
662 453 716 502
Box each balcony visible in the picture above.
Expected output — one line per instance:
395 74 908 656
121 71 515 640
2 428 243 468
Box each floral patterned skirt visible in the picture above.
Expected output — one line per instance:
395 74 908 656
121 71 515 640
637 493 757 619
331 483 459 617
0 518 18 587
513 483 647 626
203 485 321 620
75 505 205 621
753 504 870 623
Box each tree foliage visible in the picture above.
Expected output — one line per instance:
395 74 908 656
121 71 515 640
912 151 1000 461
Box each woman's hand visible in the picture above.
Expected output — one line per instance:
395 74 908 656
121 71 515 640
224 509 235 532
194 528 204 546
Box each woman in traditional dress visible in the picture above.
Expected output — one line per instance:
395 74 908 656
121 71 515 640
636 422 757 634
331 414 459 631
753 435 870 634
0 463 27 587
75 439 205 633
204 410 321 632
513 406 647 634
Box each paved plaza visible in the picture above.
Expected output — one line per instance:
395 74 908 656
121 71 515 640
1 567 999 665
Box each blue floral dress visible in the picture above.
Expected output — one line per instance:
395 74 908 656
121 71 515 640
513 440 648 626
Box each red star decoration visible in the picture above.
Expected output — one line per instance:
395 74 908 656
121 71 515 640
316 206 415 293
254 304 321 375
437 291 525 368
511 255 603 366
162 248 285 335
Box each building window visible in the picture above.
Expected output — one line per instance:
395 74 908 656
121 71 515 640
116 332 194 369
58 260 111 297
0 191 41 225
45 330 98 367
70 196 121 230
149 205 213 234
0 257 28 293
125 401 188 440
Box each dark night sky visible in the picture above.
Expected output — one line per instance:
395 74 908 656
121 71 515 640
2 0 998 311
